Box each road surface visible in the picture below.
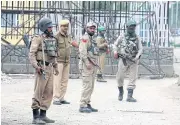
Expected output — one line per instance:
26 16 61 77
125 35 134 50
1 76 180 125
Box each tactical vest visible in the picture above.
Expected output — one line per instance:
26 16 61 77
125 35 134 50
36 35 58 62
123 33 139 58
87 38 99 56
43 37 58 57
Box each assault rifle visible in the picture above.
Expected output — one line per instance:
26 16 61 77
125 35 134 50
87 56 102 74
117 53 136 66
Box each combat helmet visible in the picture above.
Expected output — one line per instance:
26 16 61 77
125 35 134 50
38 17 52 32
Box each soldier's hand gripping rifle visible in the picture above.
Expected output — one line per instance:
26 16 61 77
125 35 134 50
118 53 165 77
78 51 103 74
117 53 134 66
87 56 103 74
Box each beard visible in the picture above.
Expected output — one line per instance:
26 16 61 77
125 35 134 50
87 30 95 36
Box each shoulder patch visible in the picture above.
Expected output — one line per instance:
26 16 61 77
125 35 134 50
82 39 87 43
81 34 89 43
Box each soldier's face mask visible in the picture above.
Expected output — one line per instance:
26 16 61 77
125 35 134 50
60 25 69 34
87 26 96 36
127 25 136 34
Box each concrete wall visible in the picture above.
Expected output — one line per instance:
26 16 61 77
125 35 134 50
1 44 174 77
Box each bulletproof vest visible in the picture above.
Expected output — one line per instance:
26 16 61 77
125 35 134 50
87 38 99 56
123 33 139 57
43 37 58 57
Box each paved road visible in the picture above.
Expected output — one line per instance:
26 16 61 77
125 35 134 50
1 77 180 125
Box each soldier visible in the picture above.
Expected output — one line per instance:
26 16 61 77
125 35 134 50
53 19 78 105
113 20 143 102
29 17 59 124
96 26 109 82
78 22 99 113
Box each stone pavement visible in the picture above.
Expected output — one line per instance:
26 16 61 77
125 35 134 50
1 77 180 125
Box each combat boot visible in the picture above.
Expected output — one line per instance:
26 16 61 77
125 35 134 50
79 107 92 113
53 100 62 105
87 104 98 112
32 109 46 124
97 74 107 82
39 109 55 123
60 100 70 104
118 86 124 101
126 89 137 102
97 74 101 82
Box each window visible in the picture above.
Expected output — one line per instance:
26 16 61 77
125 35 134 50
1 13 17 27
